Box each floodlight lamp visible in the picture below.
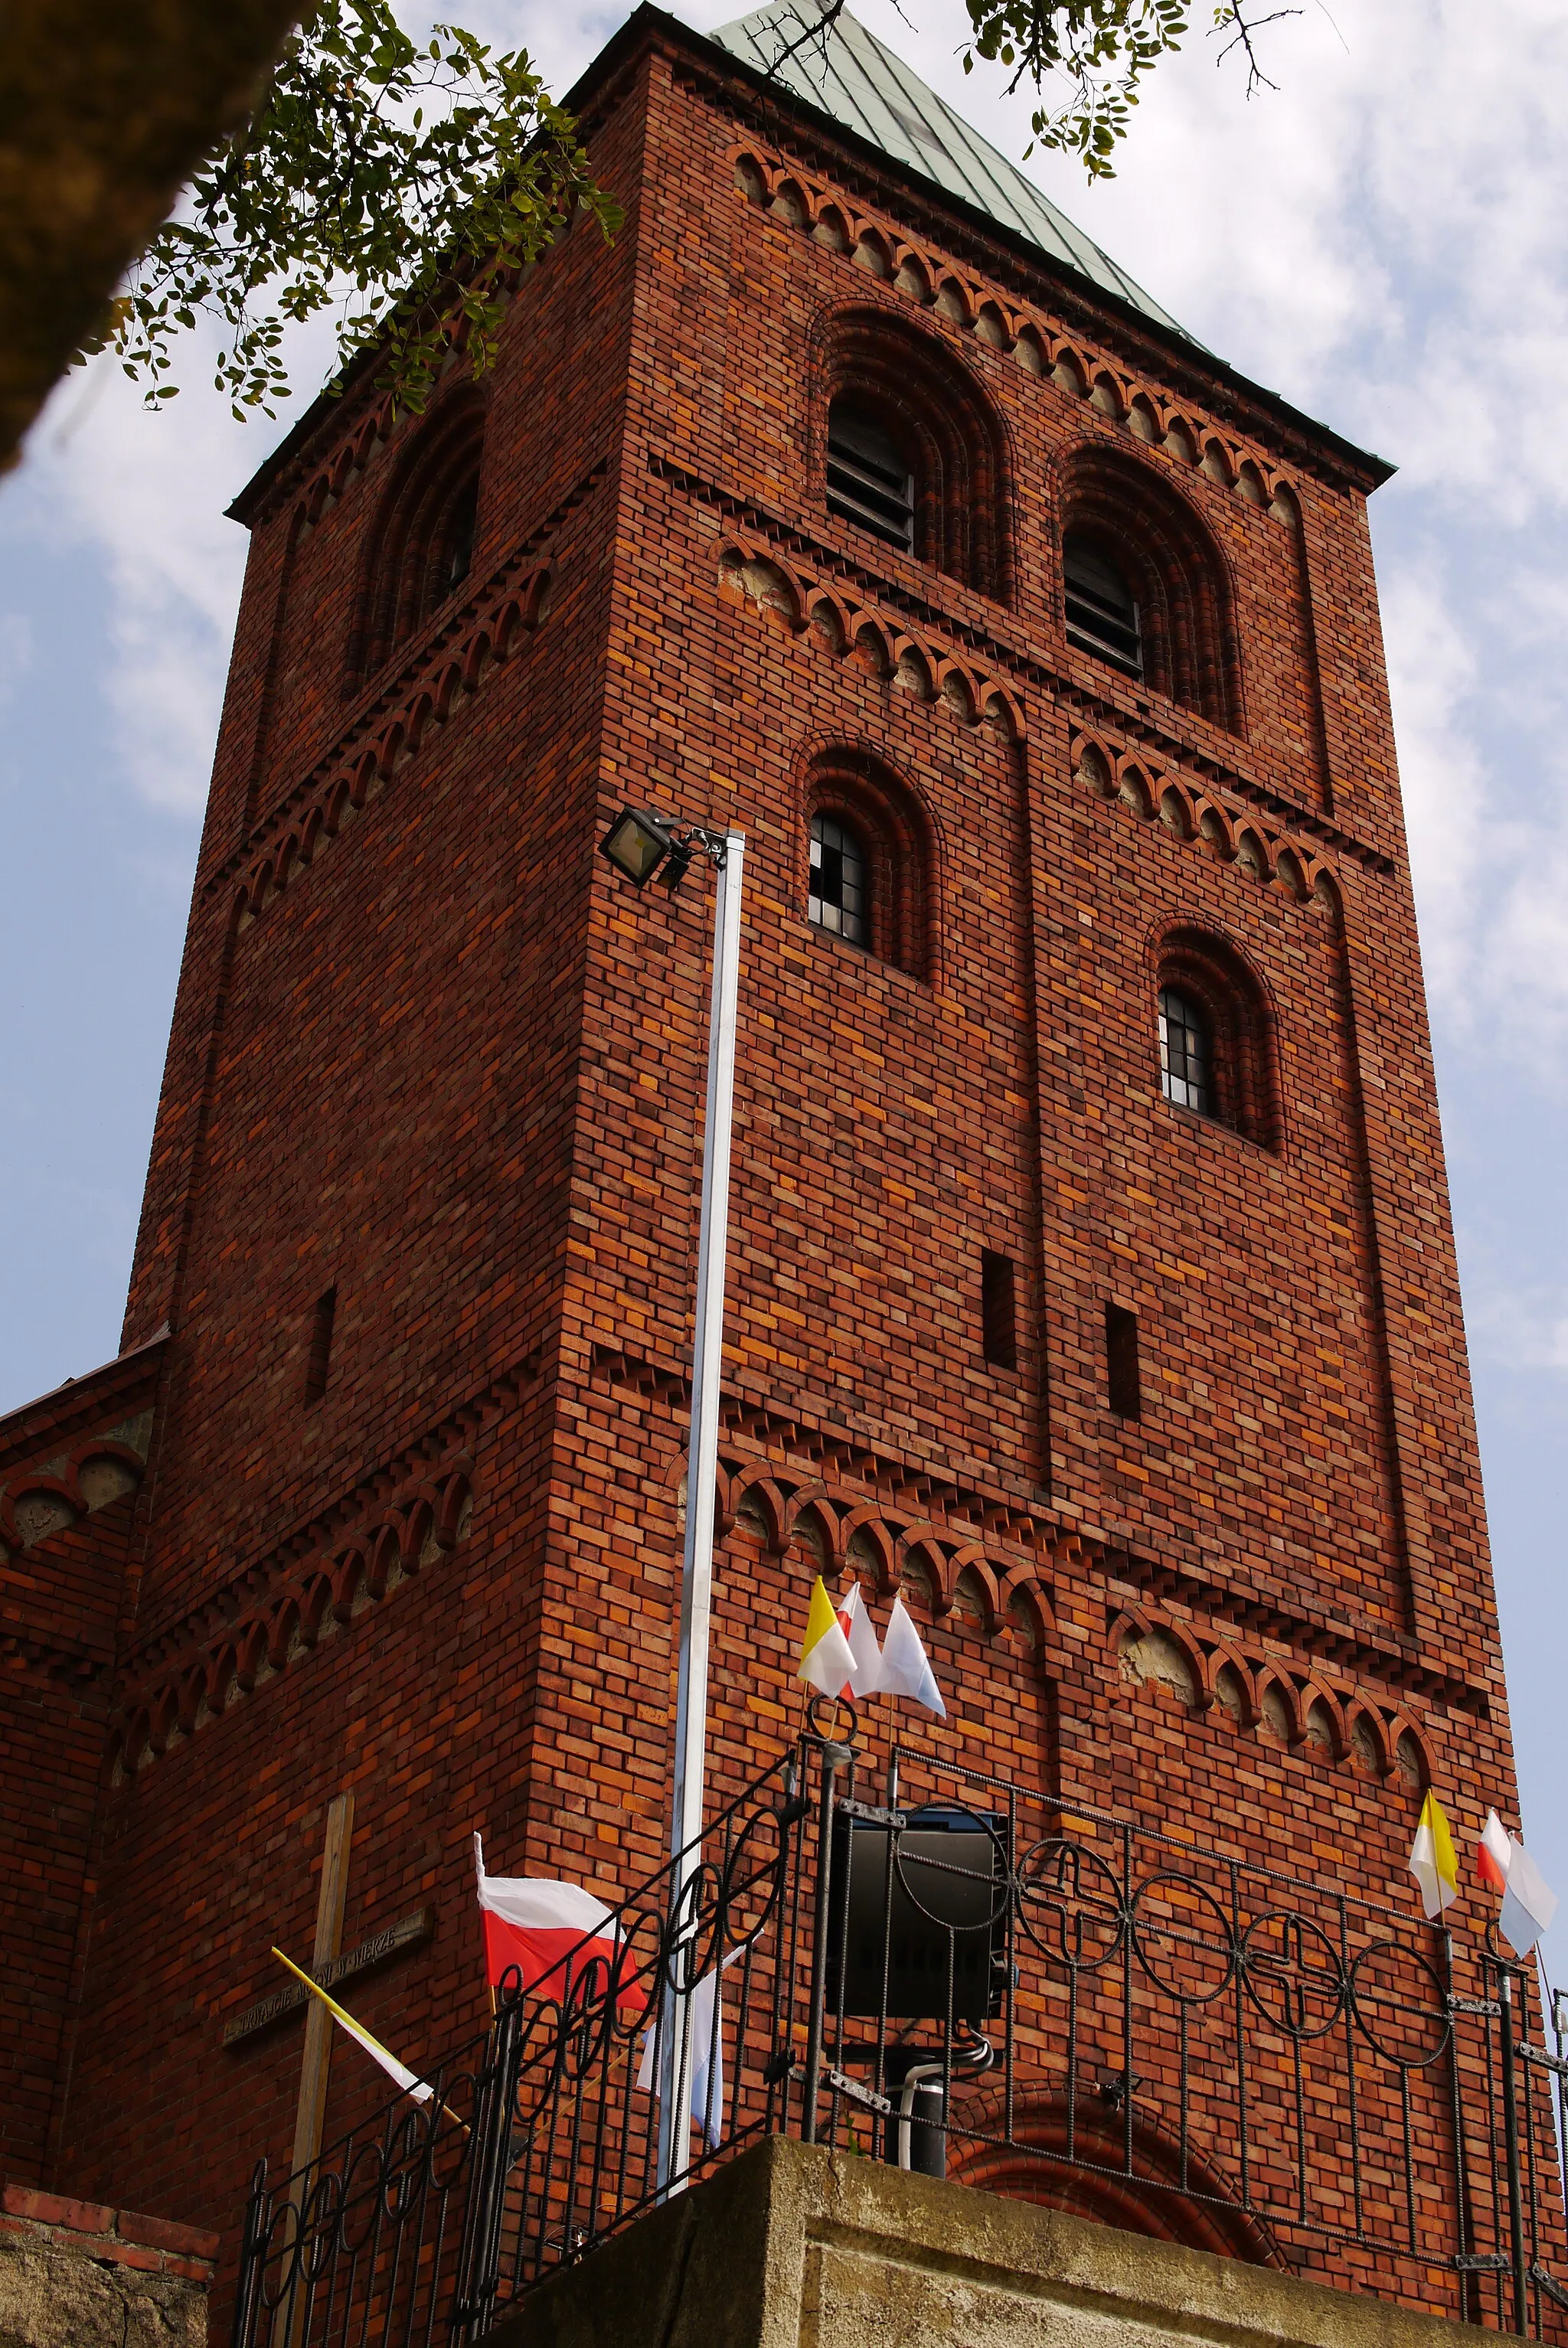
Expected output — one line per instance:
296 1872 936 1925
600 806 676 888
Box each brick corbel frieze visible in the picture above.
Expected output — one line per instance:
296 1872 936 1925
586 1342 1487 1726
111 1354 541 1778
0 1331 165 1683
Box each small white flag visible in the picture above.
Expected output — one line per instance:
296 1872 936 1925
877 1595 946 1718
1500 1841 1558 1959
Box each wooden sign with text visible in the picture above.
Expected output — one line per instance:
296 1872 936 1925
223 1907 434 2046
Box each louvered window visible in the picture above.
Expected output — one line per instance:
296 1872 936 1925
1063 530 1142 678
826 401 914 553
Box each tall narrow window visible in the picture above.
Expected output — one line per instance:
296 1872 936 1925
1158 985 1213 1116
1063 529 1142 678
1106 1303 1142 1420
825 400 914 553
982 1251 1018 1370
808 812 868 945
305 1286 337 1407
442 475 478 596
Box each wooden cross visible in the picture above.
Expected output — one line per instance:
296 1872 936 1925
290 1791 355 2185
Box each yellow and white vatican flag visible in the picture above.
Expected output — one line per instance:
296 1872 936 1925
272 1947 433 2105
1407 1791 1460 1922
798 1576 855 1699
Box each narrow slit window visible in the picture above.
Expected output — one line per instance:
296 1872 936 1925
305 1286 337 1407
982 1251 1018 1370
826 400 914 553
1106 1302 1141 1420
1158 984 1214 1116
808 813 868 945
1063 530 1142 678
443 475 478 596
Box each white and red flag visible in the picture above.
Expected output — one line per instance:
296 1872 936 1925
472 1836 645 2010
1479 1810 1512 1893
1472 1812 1559 1958
836 1581 884 1699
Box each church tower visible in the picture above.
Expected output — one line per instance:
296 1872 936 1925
0 0 1527 2313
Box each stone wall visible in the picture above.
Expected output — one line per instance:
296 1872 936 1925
0 2182 215 2346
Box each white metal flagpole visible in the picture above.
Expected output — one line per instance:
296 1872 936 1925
657 828 744 2196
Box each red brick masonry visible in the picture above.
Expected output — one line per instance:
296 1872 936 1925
0 2181 218 2284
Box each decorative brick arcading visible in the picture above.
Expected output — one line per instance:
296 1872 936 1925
112 1462 476 1779
727 142 1310 508
717 532 1024 736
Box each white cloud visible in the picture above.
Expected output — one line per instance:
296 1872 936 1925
12 327 339 815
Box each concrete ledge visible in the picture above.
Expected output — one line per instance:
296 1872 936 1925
491 2137 1489 2348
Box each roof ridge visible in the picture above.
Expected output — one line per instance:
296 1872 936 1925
704 0 1203 348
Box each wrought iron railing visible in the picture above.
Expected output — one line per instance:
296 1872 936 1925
230 1728 1568 2345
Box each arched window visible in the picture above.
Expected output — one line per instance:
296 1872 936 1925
804 752 935 980
825 400 914 553
348 394 486 688
1158 985 1212 1115
1063 530 1142 678
817 309 1010 599
1060 449 1241 731
808 811 869 943
1155 930 1278 1146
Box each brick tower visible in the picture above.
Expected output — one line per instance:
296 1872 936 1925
0 0 1530 2314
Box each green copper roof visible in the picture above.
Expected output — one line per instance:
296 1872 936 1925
707 0 1202 348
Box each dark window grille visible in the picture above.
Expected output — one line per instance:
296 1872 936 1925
1158 984 1213 1116
1063 531 1142 677
826 401 914 553
808 814 868 945
1106 1301 1142 1419
981 1251 1017 1370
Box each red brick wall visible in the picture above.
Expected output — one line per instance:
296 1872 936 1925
38 16 1532 2320
0 1347 160 2186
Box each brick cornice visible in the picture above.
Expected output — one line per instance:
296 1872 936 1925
649 451 1395 876
0 1329 165 1480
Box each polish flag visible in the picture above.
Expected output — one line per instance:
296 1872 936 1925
836 1582 884 1700
1479 1810 1512 1893
472 1836 646 2011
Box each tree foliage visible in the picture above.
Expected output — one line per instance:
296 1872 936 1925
77 0 620 421
81 0 1285 420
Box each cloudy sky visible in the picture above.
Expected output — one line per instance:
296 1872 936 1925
2 0 1563 1962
